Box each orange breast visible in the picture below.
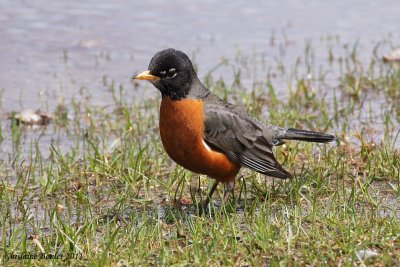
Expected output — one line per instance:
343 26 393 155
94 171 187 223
159 97 240 182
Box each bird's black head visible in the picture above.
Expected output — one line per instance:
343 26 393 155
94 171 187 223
133 48 197 100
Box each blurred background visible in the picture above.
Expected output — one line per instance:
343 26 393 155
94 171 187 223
1 0 399 110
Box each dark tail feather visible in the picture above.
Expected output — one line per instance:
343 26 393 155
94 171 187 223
281 128 335 143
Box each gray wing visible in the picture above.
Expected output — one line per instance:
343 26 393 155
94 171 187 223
203 98 292 179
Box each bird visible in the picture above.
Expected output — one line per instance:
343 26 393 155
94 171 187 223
133 48 335 206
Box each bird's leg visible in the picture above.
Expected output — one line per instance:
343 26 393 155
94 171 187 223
202 180 219 208
223 181 235 204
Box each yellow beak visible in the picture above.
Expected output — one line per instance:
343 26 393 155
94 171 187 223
132 70 160 81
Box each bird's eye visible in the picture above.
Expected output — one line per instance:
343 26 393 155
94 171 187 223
160 70 166 75
166 68 177 79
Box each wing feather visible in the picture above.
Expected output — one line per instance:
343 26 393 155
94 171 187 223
203 97 291 179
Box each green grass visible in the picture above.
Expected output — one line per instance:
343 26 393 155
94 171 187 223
1 38 399 266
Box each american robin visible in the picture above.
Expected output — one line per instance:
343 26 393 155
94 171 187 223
133 48 335 206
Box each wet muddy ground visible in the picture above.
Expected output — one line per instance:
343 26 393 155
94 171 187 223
1 0 399 265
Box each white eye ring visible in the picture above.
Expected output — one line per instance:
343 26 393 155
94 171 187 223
166 68 177 79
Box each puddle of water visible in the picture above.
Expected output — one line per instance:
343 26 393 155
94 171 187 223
1 0 399 110
0 0 399 227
